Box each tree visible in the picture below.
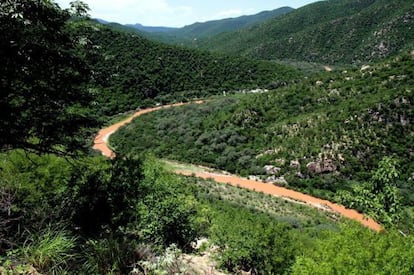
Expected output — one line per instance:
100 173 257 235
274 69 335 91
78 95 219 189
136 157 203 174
0 0 97 154
336 157 402 225
69 0 90 18
292 223 414 275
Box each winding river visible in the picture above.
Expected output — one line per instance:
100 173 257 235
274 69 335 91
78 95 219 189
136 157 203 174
93 102 382 232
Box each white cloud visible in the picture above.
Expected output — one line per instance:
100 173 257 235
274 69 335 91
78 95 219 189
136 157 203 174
55 0 194 26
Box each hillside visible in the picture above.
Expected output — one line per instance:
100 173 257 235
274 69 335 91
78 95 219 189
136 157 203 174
159 7 293 42
121 7 293 45
2 1 414 274
125 23 177 33
111 51 414 230
71 21 300 116
195 0 414 64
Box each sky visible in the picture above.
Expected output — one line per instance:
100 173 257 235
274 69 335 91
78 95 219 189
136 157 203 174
55 0 319 27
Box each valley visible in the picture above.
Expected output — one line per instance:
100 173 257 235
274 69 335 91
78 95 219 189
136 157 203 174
1 0 414 274
94 101 381 231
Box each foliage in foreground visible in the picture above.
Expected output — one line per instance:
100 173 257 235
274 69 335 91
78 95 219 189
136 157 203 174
292 223 414 275
1 151 413 274
0 152 200 273
0 0 98 154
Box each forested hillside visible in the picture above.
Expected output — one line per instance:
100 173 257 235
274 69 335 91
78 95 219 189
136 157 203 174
111 51 414 230
70 21 299 116
195 0 414 64
144 7 294 45
2 0 414 274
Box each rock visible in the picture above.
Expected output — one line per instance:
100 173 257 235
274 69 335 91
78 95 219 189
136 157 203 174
274 176 288 186
361 65 371 71
263 165 281 175
400 115 410 126
191 238 209 250
306 162 321 174
316 80 324 86
306 159 337 174
290 160 300 169
265 176 288 186
296 172 305 179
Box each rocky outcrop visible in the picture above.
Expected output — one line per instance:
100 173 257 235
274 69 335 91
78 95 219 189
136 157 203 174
306 159 337 174
263 165 281 175
290 160 300 169
265 176 288 186
296 172 305 179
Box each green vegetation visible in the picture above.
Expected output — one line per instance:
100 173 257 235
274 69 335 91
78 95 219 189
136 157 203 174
3 150 413 274
69 20 300 116
111 52 414 229
0 151 198 273
180 175 336 228
337 157 402 226
0 0 98 154
292 224 414 275
143 7 294 45
194 0 414 64
2 0 414 273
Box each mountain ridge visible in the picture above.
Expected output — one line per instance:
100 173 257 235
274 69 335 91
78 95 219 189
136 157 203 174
96 6 294 43
192 0 414 64
124 23 177 33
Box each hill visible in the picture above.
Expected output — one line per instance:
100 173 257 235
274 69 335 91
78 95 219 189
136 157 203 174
71 21 300 116
195 0 414 64
132 7 294 45
125 23 177 33
111 51 414 230
95 19 177 33
2 1 414 274
166 7 293 40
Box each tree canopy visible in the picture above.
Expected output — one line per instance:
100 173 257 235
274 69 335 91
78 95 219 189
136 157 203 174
0 0 97 154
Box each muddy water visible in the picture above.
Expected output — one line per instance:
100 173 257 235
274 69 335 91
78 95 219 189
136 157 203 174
93 102 382 232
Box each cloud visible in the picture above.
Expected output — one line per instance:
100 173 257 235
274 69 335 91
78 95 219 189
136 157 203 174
55 0 193 26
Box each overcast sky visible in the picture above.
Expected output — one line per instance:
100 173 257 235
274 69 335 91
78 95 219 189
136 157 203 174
55 0 319 27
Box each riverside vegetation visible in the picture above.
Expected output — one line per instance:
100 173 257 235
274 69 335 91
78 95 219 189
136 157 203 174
111 52 414 230
1 0 414 274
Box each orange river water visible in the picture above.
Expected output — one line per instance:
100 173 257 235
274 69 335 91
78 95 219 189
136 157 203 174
93 101 382 232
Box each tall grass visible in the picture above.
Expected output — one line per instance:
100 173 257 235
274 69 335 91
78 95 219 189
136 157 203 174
20 228 76 274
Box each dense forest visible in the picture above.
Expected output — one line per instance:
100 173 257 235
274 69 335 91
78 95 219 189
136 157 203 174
69 19 299 116
111 52 414 230
188 0 414 64
138 6 294 45
1 0 414 274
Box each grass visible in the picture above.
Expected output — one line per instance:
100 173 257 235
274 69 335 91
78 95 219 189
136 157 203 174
104 111 136 127
162 158 337 227
20 228 76 273
180 175 337 228
161 159 218 174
